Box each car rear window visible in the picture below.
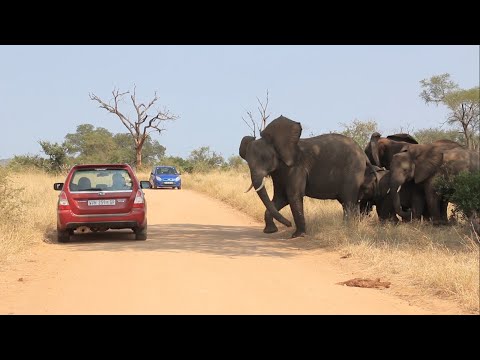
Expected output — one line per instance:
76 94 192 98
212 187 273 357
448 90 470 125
69 169 133 191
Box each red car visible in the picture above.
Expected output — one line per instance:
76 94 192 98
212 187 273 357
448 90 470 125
53 164 151 243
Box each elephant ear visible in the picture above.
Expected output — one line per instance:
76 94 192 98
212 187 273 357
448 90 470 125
387 133 418 144
239 136 255 160
260 115 302 166
413 146 444 184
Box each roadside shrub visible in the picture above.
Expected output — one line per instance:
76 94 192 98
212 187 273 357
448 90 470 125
7 155 46 172
436 171 480 234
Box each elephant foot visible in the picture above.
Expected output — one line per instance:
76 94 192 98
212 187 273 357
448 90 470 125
263 225 278 234
291 230 306 238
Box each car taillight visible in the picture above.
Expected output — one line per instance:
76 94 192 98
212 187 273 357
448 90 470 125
133 189 145 207
58 191 70 210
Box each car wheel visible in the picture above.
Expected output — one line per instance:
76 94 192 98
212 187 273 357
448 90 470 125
134 225 147 241
57 229 71 243
177 186 181 190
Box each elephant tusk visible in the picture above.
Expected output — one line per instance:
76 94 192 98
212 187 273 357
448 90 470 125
255 178 266 192
244 183 254 193
397 185 402 193
387 188 390 194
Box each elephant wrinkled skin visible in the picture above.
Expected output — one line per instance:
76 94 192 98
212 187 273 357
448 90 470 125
239 115 369 238
360 166 429 222
388 141 475 224
365 132 418 169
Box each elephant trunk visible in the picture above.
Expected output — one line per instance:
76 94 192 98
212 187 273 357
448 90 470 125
252 175 292 228
391 182 411 219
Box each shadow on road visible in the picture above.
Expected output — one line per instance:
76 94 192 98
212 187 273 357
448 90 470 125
58 223 322 258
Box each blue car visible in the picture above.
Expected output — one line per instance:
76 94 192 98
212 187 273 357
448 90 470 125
149 166 182 189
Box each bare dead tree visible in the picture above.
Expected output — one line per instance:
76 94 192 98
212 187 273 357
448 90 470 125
242 90 270 137
89 86 178 168
447 101 479 150
242 110 258 138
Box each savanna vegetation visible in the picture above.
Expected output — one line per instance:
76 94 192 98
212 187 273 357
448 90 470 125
1 73 478 313
181 168 479 313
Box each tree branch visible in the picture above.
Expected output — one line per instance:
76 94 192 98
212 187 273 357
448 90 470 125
89 91 136 138
90 87 178 167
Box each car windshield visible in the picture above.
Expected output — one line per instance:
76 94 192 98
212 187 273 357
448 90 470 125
69 169 133 191
155 167 178 175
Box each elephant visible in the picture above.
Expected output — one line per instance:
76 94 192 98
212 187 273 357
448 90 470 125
388 141 472 225
365 132 418 169
239 115 370 238
359 166 429 222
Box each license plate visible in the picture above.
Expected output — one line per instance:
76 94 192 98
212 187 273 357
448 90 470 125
164 181 174 184
88 199 116 206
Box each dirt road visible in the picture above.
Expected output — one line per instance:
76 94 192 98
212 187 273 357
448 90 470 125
0 189 462 314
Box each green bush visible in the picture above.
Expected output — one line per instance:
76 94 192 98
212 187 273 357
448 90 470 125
435 171 480 220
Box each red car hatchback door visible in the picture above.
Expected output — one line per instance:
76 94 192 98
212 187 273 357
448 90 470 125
66 168 136 216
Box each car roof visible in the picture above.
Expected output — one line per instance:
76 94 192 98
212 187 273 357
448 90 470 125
69 164 135 173
72 164 133 169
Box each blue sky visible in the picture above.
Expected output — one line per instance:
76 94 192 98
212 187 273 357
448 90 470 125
0 45 478 160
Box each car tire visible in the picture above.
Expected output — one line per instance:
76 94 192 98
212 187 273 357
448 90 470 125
57 229 71 243
135 225 147 241
177 186 181 190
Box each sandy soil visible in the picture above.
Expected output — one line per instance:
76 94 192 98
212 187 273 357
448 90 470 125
0 189 464 314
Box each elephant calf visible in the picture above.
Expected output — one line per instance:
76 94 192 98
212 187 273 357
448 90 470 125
359 166 428 222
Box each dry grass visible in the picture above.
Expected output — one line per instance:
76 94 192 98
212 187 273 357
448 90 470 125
183 169 479 313
0 170 64 263
1 168 478 313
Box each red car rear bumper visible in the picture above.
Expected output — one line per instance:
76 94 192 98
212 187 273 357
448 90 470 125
57 208 147 231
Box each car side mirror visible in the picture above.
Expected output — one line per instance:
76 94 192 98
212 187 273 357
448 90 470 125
140 181 152 189
54 183 64 191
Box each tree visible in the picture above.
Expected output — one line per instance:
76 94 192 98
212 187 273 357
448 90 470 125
64 124 117 163
112 133 166 166
414 127 465 145
339 119 379 149
90 86 178 167
420 73 479 150
38 141 70 173
188 146 225 172
161 156 193 173
227 155 246 169
64 124 167 166
242 90 270 137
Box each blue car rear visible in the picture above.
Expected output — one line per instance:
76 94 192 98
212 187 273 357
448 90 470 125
149 166 182 189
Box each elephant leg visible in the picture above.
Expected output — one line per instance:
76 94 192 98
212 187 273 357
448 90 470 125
264 196 289 234
410 187 425 221
342 201 360 222
424 184 445 225
288 197 306 238
342 186 361 222
360 200 374 216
